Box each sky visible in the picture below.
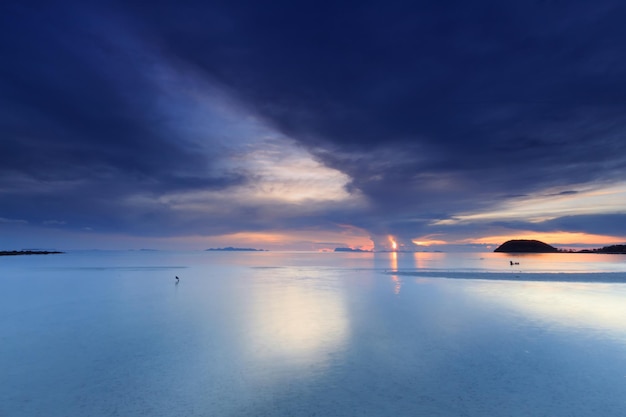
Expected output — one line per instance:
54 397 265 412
2 0 626 251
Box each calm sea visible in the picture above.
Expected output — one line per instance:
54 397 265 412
1 251 626 416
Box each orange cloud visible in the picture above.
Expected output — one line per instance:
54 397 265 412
412 234 448 246
200 226 374 251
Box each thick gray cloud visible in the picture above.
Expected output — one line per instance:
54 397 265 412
2 0 626 247
126 0 626 237
1 1 247 235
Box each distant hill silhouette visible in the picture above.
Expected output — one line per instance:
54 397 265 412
579 244 626 254
334 247 371 252
494 240 559 253
205 247 267 252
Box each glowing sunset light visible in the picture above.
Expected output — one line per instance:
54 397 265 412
388 236 398 251
412 234 447 246
412 240 446 247
204 228 374 251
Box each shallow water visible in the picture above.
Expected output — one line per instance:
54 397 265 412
1 251 626 416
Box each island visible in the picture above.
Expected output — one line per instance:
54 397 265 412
205 247 267 252
334 247 372 252
494 240 559 253
0 250 64 256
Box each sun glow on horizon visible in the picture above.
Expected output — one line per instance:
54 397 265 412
198 227 374 251
426 182 626 249
412 234 448 246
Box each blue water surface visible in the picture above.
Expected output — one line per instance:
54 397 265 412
1 251 626 416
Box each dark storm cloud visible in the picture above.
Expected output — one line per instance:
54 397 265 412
118 0 626 238
0 1 245 231
3 0 626 242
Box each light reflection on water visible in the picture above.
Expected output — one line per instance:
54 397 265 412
241 267 349 376
382 251 626 273
460 279 626 344
1 250 626 416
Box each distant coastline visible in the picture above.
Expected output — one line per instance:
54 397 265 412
334 247 372 253
205 247 267 252
0 250 64 256
573 244 626 254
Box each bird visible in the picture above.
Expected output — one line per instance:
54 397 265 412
175 276 180 284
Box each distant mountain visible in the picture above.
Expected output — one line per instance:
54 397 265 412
494 240 559 253
205 247 267 252
334 247 372 252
